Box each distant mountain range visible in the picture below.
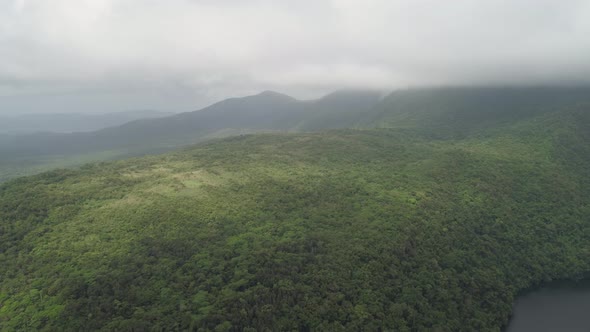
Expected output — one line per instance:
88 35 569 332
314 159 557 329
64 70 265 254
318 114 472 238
0 110 172 134
0 90 384 158
362 86 590 137
1 86 590 181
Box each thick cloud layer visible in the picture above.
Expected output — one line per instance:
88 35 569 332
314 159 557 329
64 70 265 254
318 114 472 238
1 0 589 113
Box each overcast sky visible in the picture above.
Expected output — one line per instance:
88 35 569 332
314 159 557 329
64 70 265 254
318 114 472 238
1 0 589 114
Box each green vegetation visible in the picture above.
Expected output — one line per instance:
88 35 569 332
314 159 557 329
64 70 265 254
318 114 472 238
2 87 589 182
1 100 589 330
0 90 383 181
0 149 129 183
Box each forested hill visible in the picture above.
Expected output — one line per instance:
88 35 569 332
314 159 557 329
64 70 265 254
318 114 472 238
0 90 383 157
361 86 590 137
0 101 589 330
0 90 382 181
2 87 590 182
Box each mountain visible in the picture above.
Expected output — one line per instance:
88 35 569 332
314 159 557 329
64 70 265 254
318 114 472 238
1 90 383 154
4 87 590 182
361 86 590 137
0 110 172 134
0 90 383 181
295 89 388 130
2 87 590 183
0 97 589 330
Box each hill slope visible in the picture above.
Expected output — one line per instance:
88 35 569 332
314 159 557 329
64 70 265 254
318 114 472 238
0 90 382 181
362 86 590 137
0 90 383 156
1 103 589 330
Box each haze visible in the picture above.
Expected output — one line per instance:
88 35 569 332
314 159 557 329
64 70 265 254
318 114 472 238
1 0 590 114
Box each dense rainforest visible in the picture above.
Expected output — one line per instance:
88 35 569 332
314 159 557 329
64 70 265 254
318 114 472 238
1 88 590 331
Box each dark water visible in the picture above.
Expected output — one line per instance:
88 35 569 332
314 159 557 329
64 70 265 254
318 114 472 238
506 281 590 332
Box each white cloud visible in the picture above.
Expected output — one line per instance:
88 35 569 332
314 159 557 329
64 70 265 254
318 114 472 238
0 0 589 112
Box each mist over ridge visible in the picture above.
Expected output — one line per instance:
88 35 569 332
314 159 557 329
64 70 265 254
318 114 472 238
1 0 590 114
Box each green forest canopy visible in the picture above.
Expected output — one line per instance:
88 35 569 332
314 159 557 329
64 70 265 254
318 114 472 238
1 93 590 330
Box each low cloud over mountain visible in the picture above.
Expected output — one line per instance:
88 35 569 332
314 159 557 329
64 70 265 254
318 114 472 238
1 0 590 113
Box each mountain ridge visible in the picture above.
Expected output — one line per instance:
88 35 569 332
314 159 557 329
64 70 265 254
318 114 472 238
1 99 589 330
1 86 590 182
0 89 383 159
